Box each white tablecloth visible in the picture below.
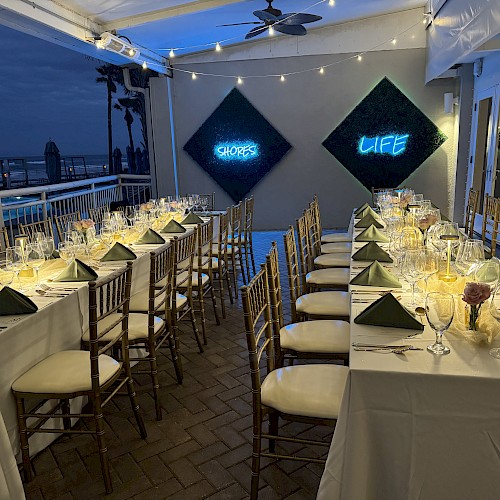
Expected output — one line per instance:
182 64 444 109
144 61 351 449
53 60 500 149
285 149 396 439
317 214 500 500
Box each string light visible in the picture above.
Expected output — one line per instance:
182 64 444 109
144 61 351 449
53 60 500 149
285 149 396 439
357 54 362 61
319 67 324 74
269 26 275 36
142 61 148 69
329 0 335 5
280 75 285 82
192 72 197 80
215 42 222 52
237 76 243 84
169 49 175 58
391 38 397 45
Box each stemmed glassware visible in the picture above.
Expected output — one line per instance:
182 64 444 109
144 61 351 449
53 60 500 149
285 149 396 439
6 246 26 291
0 258 14 289
26 243 45 286
488 285 500 358
455 240 484 276
415 249 439 296
401 249 426 307
58 241 75 265
425 292 454 355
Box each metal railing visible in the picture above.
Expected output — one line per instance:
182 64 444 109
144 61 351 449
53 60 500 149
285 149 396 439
0 174 151 242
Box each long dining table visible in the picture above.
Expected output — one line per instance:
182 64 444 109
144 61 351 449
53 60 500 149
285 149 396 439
317 211 500 500
0 214 220 499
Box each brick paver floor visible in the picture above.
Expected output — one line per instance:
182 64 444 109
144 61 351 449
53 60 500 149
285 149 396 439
23 231 339 500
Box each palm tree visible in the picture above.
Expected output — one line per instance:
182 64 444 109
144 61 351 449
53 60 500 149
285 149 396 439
114 98 137 172
96 64 122 174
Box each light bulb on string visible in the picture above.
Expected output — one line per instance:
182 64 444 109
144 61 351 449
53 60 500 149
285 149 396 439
319 67 324 74
169 49 175 58
357 54 362 61
237 76 243 85
269 26 275 36
215 42 222 52
128 48 135 56
142 61 148 70
280 74 285 82
192 72 197 80
391 38 396 45
329 0 335 6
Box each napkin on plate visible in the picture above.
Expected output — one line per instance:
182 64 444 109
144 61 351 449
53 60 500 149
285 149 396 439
350 260 401 287
354 203 371 216
100 242 137 262
355 206 378 219
355 213 383 229
135 228 165 245
161 220 186 233
354 293 424 330
355 225 390 243
352 241 393 263
0 286 38 315
55 259 98 282
181 212 204 225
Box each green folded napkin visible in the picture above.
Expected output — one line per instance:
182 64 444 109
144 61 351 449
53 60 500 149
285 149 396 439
100 242 137 262
51 250 60 259
161 220 186 234
352 242 393 263
354 293 424 330
181 212 204 225
0 286 38 315
354 203 370 216
355 225 390 243
355 206 377 219
355 213 383 229
350 260 401 287
136 228 165 245
54 259 98 282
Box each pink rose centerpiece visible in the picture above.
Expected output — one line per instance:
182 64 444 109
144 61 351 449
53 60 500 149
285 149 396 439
418 213 438 244
73 219 95 244
462 282 491 332
398 193 412 211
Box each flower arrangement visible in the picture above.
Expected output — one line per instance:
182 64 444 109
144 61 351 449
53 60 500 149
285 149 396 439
462 282 491 332
398 192 412 211
140 202 154 211
418 213 438 231
73 219 95 232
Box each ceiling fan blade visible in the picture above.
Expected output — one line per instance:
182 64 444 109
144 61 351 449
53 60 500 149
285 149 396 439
253 10 278 22
217 21 262 26
274 24 307 35
245 25 269 39
278 13 322 25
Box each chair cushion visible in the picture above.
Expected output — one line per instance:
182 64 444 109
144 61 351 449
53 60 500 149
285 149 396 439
261 364 348 419
130 287 186 312
321 232 351 243
177 271 209 288
314 253 351 268
306 268 349 286
82 313 164 342
12 351 120 394
320 242 352 254
281 319 350 353
175 293 188 311
193 257 223 270
296 291 349 317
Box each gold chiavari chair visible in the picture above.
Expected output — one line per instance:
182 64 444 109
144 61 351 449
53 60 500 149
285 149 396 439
172 231 205 354
481 194 500 258
296 212 349 292
465 188 480 238
12 263 147 494
241 266 348 500
198 193 215 211
183 219 220 344
19 218 54 241
283 226 350 322
54 210 81 241
227 202 247 295
89 205 110 227
312 195 352 244
211 212 234 318
0 226 10 251
240 197 256 278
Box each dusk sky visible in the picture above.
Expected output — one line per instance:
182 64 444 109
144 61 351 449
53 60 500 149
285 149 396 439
0 24 141 158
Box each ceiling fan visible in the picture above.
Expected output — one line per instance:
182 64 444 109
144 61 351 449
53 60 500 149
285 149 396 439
217 0 323 39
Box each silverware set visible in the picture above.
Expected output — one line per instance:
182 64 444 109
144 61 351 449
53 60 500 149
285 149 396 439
352 342 423 354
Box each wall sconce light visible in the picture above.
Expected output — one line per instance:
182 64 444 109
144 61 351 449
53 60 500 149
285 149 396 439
444 92 459 114
95 32 140 60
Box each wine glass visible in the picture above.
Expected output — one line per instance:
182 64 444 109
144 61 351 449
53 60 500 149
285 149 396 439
0 258 14 289
415 249 439 296
58 241 75 265
401 249 426 308
6 246 26 291
425 292 454 355
488 285 500 358
26 243 45 286
455 240 484 276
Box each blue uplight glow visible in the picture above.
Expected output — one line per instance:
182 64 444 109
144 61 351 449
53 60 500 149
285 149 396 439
214 141 259 161
358 134 409 156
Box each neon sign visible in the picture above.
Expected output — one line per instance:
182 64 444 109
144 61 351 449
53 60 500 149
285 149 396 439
358 134 409 156
214 142 259 161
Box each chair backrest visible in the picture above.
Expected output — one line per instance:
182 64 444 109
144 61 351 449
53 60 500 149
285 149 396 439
265 242 284 359
306 202 322 259
148 243 175 328
243 197 255 241
55 211 81 241
89 205 110 226
19 219 54 242
482 194 500 253
283 226 302 323
465 188 480 238
296 213 312 289
230 202 243 246
197 219 214 278
310 195 322 234
0 227 10 252
215 211 230 260
241 266 275 400
88 262 133 394
172 231 197 308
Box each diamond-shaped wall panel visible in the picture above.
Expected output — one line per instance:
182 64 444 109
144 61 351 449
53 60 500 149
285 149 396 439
322 77 447 191
183 88 292 202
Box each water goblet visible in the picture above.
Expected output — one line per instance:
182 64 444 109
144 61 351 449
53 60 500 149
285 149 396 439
455 240 484 276
0 258 14 289
425 292 454 355
26 243 45 286
6 246 26 291
416 249 439 296
401 249 426 308
58 241 75 265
